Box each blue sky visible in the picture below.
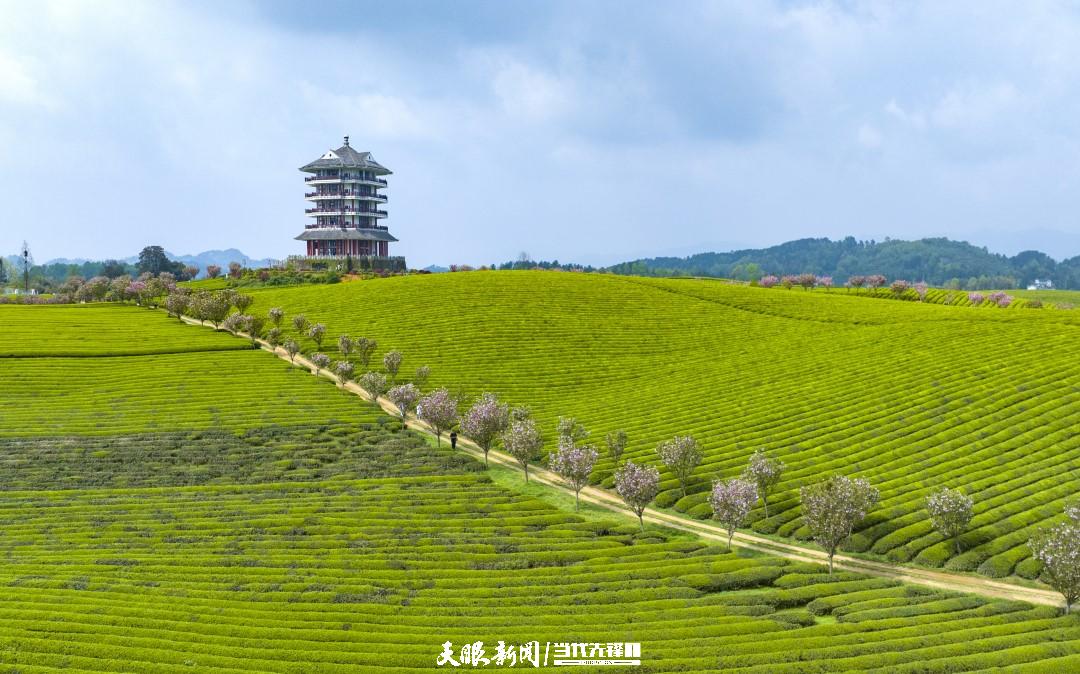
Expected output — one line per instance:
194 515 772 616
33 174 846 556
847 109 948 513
2 1 1080 267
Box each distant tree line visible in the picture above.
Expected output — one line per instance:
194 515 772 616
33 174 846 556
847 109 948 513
606 237 1080 289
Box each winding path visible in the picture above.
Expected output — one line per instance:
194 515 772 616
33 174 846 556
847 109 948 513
180 314 1065 609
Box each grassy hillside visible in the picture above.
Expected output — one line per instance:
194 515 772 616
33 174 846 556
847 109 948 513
246 272 1080 579
8 304 1080 670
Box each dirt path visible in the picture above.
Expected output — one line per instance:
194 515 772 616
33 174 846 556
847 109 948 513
180 315 1064 609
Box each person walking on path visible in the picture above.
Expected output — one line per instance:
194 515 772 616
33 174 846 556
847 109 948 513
450 431 458 450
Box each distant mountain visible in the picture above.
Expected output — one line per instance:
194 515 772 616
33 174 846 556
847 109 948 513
29 249 278 279
606 237 1080 290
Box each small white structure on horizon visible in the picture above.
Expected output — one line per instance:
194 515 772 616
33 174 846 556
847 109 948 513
1027 279 1054 291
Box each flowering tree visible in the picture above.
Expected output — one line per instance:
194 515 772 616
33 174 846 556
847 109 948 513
233 293 254 313
796 273 817 290
1066 501 1080 523
292 314 310 335
709 478 758 550
656 435 703 497
383 350 403 381
605 430 628 466
817 276 833 291
800 475 879 574
164 292 188 320
460 393 510 467
284 340 300 363
847 275 866 293
759 275 778 288
414 365 431 390
968 292 985 306
358 370 388 402
914 281 929 302
780 275 797 289
266 327 283 349
989 291 1013 308
308 323 327 350
310 352 330 375
891 279 911 296
615 460 661 531
268 307 285 328
337 335 355 360
502 417 542 482
222 312 244 335
387 383 420 423
742 449 785 518
550 444 599 510
356 337 378 369
866 275 887 291
333 360 355 387
206 264 222 279
926 487 974 554
418 388 459 446
1030 508 1080 614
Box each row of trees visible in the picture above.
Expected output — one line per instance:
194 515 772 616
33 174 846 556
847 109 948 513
166 289 1080 613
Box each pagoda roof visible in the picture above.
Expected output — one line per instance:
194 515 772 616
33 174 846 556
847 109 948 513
300 139 392 174
295 228 398 243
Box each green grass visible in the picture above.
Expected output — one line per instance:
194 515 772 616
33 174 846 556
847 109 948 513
0 304 247 357
0 300 1079 671
244 271 1080 579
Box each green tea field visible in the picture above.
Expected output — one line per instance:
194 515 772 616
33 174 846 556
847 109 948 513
2 301 1079 671
244 272 1080 579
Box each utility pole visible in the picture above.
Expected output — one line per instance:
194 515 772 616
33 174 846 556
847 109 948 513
20 241 32 294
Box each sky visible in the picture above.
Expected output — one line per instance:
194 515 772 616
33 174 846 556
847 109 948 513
2 1 1080 268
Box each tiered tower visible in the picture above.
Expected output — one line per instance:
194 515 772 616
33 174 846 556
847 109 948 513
295 137 396 258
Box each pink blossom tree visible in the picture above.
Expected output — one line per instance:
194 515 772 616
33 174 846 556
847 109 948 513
656 435 703 497
759 275 779 288
742 449 785 518
800 475 879 574
866 274 887 291
164 292 188 320
816 276 833 292
988 291 1013 308
502 417 543 482
890 279 911 297
913 281 929 302
796 273 817 290
418 388 459 446
387 383 420 423
337 335 355 360
414 365 431 390
709 478 758 550
460 392 510 467
310 352 330 375
308 323 326 350
268 307 285 328
926 487 974 554
968 292 985 306
847 275 866 293
284 340 300 364
549 444 599 510
333 360 355 387
1030 506 1080 614
615 460 661 531
780 275 797 289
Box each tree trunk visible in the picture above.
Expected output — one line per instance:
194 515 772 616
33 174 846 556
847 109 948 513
827 549 835 575
523 463 529 483
638 513 644 532
955 536 962 554
763 494 769 519
483 450 489 468
575 491 580 511
727 529 733 552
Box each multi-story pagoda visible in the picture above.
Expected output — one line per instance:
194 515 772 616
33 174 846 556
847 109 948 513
295 137 396 259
